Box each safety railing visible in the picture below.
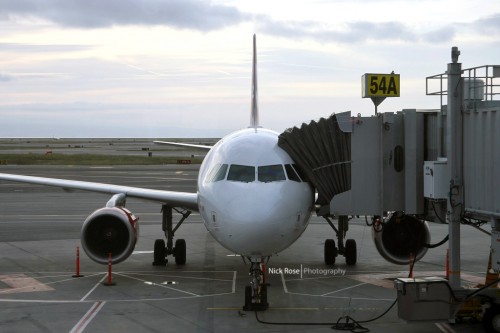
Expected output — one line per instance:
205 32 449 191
426 65 500 110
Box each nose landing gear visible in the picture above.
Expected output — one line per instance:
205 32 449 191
243 260 269 311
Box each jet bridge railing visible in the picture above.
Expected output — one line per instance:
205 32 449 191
425 64 500 222
426 65 500 110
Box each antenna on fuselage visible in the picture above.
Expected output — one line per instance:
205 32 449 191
250 34 260 129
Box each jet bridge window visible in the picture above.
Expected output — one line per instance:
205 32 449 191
227 165 255 183
205 163 228 183
258 165 286 183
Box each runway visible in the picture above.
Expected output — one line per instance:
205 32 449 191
0 165 490 332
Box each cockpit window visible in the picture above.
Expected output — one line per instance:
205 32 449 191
293 163 308 182
227 164 255 182
208 163 304 184
205 163 228 183
285 164 301 182
258 165 286 183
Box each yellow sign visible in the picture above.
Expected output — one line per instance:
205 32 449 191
362 73 400 98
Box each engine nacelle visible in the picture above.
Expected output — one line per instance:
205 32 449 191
81 207 139 265
372 213 430 265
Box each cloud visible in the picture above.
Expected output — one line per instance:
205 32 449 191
415 12 500 44
421 26 456 44
0 73 13 81
1 0 498 45
0 0 421 43
256 16 417 43
472 13 500 35
0 0 247 30
0 42 91 53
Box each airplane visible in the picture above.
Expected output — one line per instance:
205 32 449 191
0 35 430 311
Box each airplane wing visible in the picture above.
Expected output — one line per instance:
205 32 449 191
154 140 213 150
0 173 199 211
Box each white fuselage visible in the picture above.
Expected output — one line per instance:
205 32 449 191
197 128 314 259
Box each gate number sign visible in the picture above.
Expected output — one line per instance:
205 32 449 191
362 73 400 98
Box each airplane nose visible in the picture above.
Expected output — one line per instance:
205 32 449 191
201 181 313 256
226 191 279 224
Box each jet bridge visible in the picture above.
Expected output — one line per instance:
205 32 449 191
278 62 499 231
279 108 430 266
279 48 500 328
278 114 352 207
279 109 424 216
395 56 500 328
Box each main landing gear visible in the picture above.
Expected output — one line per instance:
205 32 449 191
323 215 357 266
243 259 269 311
153 205 191 266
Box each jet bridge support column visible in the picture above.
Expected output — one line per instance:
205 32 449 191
447 47 464 289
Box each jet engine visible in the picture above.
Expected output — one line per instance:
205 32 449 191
372 212 430 265
81 207 139 265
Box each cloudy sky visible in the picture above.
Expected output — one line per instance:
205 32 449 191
0 0 499 137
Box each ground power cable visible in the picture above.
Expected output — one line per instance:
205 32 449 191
425 234 449 249
252 218 456 331
252 265 407 332
253 224 500 331
253 297 398 333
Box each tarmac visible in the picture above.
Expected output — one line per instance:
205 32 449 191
0 163 491 332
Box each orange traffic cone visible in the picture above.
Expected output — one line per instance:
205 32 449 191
485 251 499 288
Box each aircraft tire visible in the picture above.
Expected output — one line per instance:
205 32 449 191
174 239 186 265
324 239 337 265
345 239 357 265
244 286 252 309
153 239 166 265
483 304 500 333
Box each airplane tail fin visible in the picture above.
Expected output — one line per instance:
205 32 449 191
250 34 259 129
